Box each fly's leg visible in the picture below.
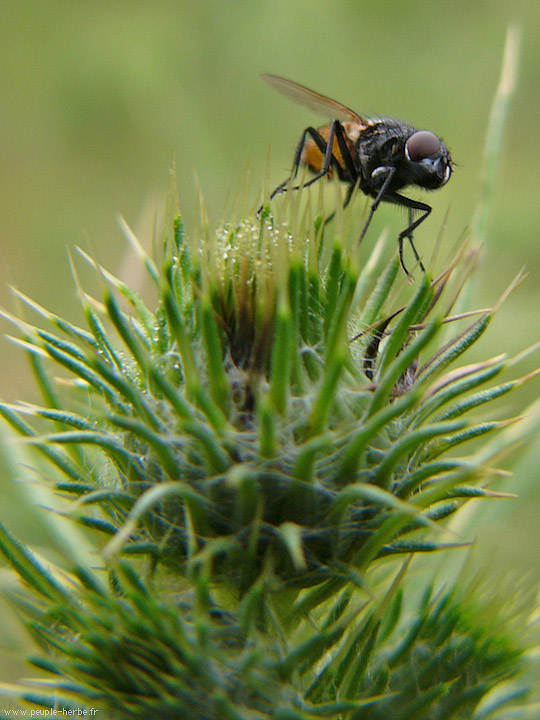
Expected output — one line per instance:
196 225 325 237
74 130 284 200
358 166 396 244
258 120 356 217
358 184 431 275
386 192 432 275
401 207 425 274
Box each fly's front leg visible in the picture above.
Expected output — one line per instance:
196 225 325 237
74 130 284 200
387 192 432 274
402 207 425 273
358 166 396 244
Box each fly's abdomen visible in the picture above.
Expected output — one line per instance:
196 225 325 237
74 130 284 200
300 122 362 180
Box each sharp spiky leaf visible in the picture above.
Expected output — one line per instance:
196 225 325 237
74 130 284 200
0 32 537 717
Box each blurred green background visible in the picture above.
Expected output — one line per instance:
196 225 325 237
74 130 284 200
1 0 540 681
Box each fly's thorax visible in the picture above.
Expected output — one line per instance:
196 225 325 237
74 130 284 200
357 119 452 193
355 119 416 190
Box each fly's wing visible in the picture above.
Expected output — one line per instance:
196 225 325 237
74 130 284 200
262 74 366 125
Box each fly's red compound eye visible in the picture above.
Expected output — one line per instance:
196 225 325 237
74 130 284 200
405 131 441 162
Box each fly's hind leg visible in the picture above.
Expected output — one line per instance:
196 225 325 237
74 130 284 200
275 123 338 195
258 120 354 217
256 126 331 220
